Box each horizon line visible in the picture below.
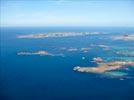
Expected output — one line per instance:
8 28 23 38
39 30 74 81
1 26 134 28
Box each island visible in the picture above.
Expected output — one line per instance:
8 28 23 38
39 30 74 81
17 50 65 57
17 50 53 56
17 32 103 39
61 47 90 53
73 61 134 73
113 34 134 41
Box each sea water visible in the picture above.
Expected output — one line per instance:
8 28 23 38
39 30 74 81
1 27 134 100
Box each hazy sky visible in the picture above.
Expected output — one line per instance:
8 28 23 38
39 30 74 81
1 0 134 27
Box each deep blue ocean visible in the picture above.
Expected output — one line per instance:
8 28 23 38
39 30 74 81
1 27 134 100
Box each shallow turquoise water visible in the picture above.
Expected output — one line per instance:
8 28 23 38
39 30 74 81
104 71 128 77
